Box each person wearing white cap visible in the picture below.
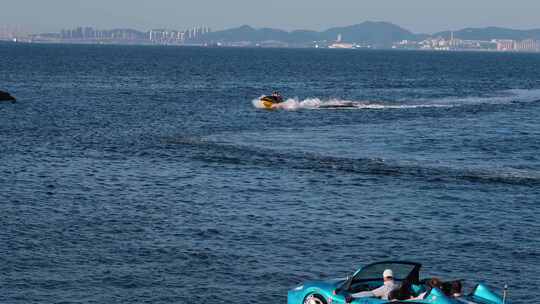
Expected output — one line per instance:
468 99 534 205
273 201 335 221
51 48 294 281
350 269 397 300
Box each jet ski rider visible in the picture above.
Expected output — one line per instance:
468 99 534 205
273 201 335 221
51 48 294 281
271 91 283 103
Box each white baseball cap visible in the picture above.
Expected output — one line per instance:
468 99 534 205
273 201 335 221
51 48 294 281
383 269 393 278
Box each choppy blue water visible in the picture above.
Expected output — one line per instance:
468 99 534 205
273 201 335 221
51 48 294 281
1 44 539 303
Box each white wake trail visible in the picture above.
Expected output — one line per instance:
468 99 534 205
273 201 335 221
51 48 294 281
252 97 450 110
251 89 540 111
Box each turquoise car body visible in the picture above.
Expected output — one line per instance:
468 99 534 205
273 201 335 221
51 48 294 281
287 261 506 304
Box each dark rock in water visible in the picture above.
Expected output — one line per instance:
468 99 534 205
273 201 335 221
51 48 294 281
0 90 16 102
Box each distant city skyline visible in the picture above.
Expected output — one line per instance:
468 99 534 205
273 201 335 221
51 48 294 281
4 23 539 54
1 0 540 34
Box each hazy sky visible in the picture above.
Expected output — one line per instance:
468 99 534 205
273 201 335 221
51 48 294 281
2 0 540 33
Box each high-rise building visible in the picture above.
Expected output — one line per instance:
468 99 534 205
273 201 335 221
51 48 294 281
83 27 94 39
495 40 515 51
515 39 540 52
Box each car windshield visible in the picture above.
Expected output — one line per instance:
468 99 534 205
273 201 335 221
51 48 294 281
354 262 417 281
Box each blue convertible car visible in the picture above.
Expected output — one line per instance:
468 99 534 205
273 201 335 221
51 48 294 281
288 261 507 304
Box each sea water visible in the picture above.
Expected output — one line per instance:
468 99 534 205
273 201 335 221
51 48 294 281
1 44 539 303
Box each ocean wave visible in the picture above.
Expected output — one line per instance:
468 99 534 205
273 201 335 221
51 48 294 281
165 136 540 187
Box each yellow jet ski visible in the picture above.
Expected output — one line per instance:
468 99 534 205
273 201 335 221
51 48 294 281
260 93 284 109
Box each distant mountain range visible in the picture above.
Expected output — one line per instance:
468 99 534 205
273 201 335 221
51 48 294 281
194 22 540 46
433 27 540 41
